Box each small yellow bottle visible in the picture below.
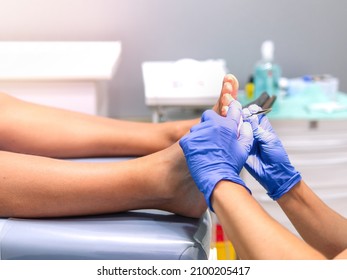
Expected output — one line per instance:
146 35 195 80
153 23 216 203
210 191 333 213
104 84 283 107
245 75 255 100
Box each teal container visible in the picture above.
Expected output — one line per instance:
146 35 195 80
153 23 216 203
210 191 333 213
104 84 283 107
253 41 281 99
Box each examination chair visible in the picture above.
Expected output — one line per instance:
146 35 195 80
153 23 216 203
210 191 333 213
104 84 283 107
0 157 212 260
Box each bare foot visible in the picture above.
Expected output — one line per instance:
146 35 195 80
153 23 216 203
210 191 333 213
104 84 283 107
213 74 239 116
142 74 240 218
150 74 240 217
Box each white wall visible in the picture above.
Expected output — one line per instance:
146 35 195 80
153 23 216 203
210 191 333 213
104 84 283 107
1 0 346 119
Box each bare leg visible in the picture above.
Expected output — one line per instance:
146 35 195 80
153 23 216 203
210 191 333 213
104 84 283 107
0 144 205 218
0 74 238 218
0 93 197 158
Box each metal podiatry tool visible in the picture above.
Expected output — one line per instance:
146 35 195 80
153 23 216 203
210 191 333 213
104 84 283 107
244 107 272 119
242 92 277 110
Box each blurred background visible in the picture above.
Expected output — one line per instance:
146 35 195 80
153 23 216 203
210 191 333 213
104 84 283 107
0 0 345 119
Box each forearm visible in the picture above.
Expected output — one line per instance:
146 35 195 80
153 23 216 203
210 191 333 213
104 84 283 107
212 180 325 259
277 180 347 258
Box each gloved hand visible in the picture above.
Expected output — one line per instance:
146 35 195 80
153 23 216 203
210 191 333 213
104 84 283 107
244 105 302 200
179 100 253 211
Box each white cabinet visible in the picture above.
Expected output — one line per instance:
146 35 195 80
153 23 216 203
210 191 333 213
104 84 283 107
0 42 121 116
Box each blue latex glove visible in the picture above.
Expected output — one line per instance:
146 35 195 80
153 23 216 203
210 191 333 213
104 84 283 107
179 100 253 211
244 105 302 200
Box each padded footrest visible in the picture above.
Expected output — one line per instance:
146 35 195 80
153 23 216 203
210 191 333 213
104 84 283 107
0 210 211 260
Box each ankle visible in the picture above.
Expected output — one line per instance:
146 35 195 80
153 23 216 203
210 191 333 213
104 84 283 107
165 119 198 143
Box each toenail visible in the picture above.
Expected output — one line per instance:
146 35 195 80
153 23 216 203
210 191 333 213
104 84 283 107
222 105 229 115
223 82 232 91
